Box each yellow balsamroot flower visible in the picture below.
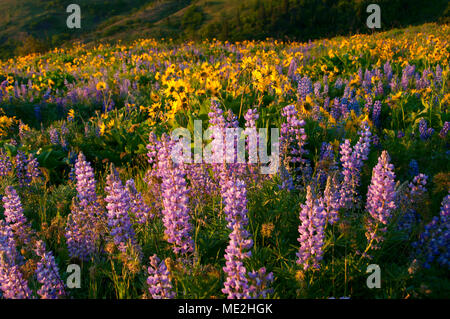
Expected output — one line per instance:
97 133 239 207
107 119 115 129
99 122 106 136
0 115 15 137
96 81 107 91
151 92 160 102
67 109 75 121
391 91 403 101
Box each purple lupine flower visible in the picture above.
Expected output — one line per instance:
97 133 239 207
384 61 393 82
372 101 381 128
287 58 297 79
364 151 396 256
339 121 371 209
14 151 28 187
49 128 59 145
334 78 344 89
375 81 384 97
323 176 340 224
313 81 321 97
397 130 405 138
146 254 176 299
330 98 341 121
243 107 264 183
401 64 415 90
279 104 309 187
323 96 330 110
222 178 254 298
34 240 65 299
339 139 355 208
244 108 259 130
353 121 372 167
278 163 295 191
2 186 32 246
0 149 13 177
419 118 434 140
439 121 449 139
105 167 140 255
315 142 337 188
296 186 326 270
247 267 274 299
0 221 33 299
126 179 153 225
408 174 428 199
157 134 194 255
396 174 428 232
65 153 104 261
364 95 373 114
339 97 349 120
25 154 40 185
297 76 313 101
412 193 449 269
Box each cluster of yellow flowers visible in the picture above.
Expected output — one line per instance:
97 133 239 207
0 23 447 136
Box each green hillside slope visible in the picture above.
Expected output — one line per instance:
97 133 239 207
0 0 449 59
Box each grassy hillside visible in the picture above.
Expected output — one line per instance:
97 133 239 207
0 0 449 58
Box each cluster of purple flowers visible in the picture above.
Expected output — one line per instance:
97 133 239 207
372 101 382 127
222 178 253 298
14 151 41 187
412 193 449 269
126 179 153 225
396 174 428 233
2 186 33 246
49 128 59 145
105 167 140 256
296 186 327 270
65 153 104 261
297 76 313 101
339 121 371 209
48 125 68 148
418 118 434 140
0 221 32 299
280 104 308 165
0 149 13 177
34 240 65 299
323 176 340 224
315 142 337 188
247 267 274 298
364 151 396 256
146 254 176 299
207 100 247 184
439 121 449 139
401 64 416 90
279 104 309 189
151 134 194 256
